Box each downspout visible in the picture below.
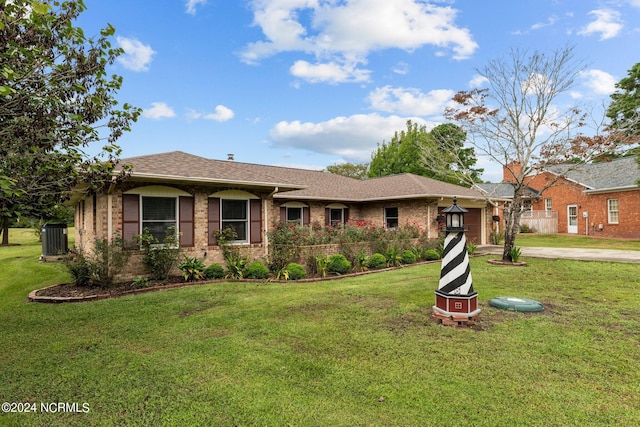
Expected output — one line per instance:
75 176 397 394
264 187 279 257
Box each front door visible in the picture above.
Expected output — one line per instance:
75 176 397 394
567 205 578 234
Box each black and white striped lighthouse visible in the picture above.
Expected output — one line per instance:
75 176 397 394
432 197 481 325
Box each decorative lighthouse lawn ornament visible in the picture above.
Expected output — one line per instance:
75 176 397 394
432 197 481 326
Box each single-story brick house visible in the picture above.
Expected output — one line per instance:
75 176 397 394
476 157 640 239
72 151 491 276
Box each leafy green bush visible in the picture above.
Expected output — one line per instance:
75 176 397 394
245 261 270 279
178 256 206 282
65 252 92 286
401 250 417 264
423 249 440 261
489 229 504 245
204 263 225 279
366 253 387 270
466 241 478 255
135 227 180 282
327 254 351 275
65 232 131 288
385 247 403 267
286 263 306 280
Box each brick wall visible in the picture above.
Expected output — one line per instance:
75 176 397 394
529 172 640 238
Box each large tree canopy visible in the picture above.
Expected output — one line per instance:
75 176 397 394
368 120 483 186
0 0 140 244
606 62 640 136
325 162 369 179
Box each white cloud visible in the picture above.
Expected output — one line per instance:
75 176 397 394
269 113 435 162
531 15 558 30
624 0 640 8
578 9 623 40
367 86 454 116
580 69 617 95
241 0 477 81
290 59 371 84
392 62 410 75
469 74 488 88
116 37 156 72
185 0 206 15
142 102 175 119
188 105 235 122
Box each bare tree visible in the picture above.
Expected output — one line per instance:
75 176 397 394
444 45 625 261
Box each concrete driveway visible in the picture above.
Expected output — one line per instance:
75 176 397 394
478 245 640 263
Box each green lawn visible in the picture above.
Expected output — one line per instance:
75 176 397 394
1 229 639 426
514 233 640 250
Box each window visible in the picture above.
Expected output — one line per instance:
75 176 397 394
122 187 194 247
286 207 303 226
545 198 552 216
142 196 177 242
608 199 619 224
329 208 344 227
221 199 248 242
384 207 399 228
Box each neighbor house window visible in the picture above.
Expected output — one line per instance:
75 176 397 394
384 207 399 228
608 199 619 224
286 207 303 226
142 196 177 242
545 198 552 216
221 199 248 242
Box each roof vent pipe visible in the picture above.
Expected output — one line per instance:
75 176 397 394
227 154 234 161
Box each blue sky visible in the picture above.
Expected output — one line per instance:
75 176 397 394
78 0 640 182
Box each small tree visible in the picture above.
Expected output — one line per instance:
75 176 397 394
445 45 627 261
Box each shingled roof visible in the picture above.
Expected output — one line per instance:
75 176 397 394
545 156 640 192
117 151 486 202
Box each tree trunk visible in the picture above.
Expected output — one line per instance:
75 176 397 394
1 216 9 246
502 194 524 262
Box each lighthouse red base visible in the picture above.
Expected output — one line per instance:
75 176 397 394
432 290 481 326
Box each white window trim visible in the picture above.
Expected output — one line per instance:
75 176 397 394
608 199 619 224
286 206 303 226
140 195 180 245
221 198 250 244
384 207 399 229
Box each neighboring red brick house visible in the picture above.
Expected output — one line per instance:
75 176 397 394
477 157 640 239
72 151 491 276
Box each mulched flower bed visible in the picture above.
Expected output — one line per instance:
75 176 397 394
29 261 442 303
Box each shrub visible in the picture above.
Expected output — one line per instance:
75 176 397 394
366 253 387 270
385 247 403 267
327 254 351 275
286 263 306 280
510 246 522 262
65 252 92 286
178 256 206 282
245 261 270 279
489 229 504 245
135 227 180 282
65 232 131 288
423 249 440 261
401 250 417 264
315 255 329 278
466 242 478 255
204 263 225 280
